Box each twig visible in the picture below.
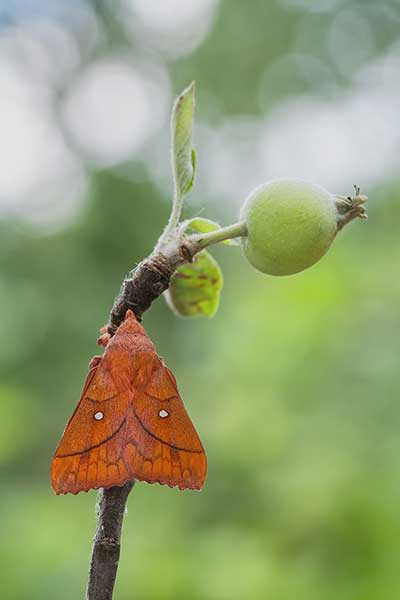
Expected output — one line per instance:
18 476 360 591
86 482 135 600
85 237 201 600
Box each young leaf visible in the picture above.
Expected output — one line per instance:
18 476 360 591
182 217 240 246
171 82 196 198
165 250 223 318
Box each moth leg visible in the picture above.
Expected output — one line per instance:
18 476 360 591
89 355 103 369
97 332 111 347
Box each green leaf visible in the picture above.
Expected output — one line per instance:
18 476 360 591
165 250 223 318
183 217 240 246
171 82 196 198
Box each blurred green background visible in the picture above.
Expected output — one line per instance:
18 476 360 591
1 0 399 598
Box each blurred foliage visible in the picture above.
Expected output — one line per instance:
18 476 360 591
1 1 400 599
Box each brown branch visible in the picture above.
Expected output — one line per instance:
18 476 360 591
86 482 135 600
108 253 176 332
85 238 200 600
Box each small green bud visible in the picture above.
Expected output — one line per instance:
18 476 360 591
240 178 339 276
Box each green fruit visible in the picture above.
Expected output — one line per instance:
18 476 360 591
240 178 338 276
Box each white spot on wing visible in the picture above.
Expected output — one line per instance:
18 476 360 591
159 409 169 418
94 411 104 420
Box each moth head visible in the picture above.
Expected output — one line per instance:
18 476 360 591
125 309 138 322
123 309 146 336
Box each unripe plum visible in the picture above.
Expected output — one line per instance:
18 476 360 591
240 178 338 276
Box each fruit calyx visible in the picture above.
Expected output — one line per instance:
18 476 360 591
335 185 368 231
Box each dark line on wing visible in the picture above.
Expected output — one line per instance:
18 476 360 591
56 417 127 458
131 405 203 454
143 391 178 403
85 392 120 404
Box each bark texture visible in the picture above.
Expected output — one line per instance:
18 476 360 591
86 239 199 600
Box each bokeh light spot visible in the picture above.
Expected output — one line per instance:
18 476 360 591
62 58 170 167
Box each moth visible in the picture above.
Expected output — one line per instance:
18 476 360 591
51 310 207 494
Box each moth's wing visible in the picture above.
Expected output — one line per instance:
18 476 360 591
123 354 207 490
51 346 206 493
50 354 133 495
